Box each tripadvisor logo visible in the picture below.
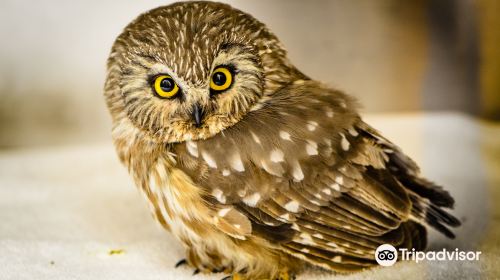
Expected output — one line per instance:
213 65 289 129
374 244 482 266
375 244 398 266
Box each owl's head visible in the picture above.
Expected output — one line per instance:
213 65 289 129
105 1 306 143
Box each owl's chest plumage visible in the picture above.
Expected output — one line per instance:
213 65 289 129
112 122 223 262
146 160 205 245
145 158 229 256
113 122 268 270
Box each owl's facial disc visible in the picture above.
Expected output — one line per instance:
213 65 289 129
118 44 264 143
109 2 304 144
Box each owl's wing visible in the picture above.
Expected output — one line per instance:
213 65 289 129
173 81 460 272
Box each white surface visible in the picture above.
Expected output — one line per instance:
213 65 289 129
0 113 493 279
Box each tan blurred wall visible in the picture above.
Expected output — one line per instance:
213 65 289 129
227 0 428 112
0 0 492 148
477 0 500 120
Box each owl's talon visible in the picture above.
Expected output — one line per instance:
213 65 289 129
175 259 187 268
192 268 200 275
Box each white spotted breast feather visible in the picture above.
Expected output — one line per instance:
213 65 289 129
172 80 460 272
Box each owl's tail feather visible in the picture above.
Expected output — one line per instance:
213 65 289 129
408 190 461 239
386 152 461 238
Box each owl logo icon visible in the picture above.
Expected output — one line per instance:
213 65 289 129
375 244 398 266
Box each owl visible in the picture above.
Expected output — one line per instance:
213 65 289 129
104 2 460 279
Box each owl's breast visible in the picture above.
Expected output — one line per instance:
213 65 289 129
140 157 259 270
144 158 211 244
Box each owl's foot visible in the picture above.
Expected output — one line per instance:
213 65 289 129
177 257 232 276
174 258 203 275
175 259 187 268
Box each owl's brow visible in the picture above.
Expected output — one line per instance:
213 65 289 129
129 58 150 71
220 42 240 51
128 49 169 68
127 54 175 78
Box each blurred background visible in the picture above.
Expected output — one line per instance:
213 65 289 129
0 0 499 149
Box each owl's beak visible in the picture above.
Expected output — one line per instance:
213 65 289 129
192 103 203 127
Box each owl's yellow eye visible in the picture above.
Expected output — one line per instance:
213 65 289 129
153 75 179 98
210 67 233 92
